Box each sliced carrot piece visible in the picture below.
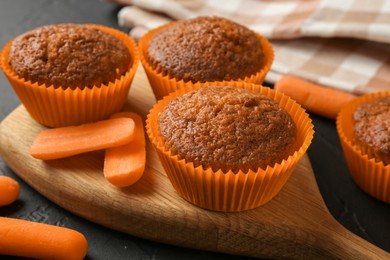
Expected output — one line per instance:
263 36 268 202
0 217 88 260
30 117 136 160
274 75 357 120
104 112 146 187
0 176 20 206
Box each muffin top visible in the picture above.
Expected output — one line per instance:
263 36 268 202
147 16 264 83
8 24 131 89
158 86 296 173
353 96 390 159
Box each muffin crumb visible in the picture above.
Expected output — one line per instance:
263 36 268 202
147 16 264 83
158 86 296 173
8 24 131 89
353 96 390 164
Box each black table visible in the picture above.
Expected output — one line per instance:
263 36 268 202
0 1 389 259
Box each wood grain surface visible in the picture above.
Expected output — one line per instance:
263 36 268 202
0 67 388 259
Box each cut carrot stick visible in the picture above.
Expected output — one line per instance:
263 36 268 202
0 176 20 206
104 112 146 187
274 75 357 120
0 217 87 260
30 117 136 160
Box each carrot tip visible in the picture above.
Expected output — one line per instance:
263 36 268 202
0 176 21 206
104 112 146 187
30 117 136 160
274 75 356 120
0 217 88 259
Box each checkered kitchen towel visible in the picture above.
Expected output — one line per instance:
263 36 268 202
110 0 390 95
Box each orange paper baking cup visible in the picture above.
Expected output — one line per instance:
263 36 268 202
337 91 390 203
139 22 274 101
0 24 139 127
146 82 314 212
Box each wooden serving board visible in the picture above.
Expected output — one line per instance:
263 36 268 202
0 67 389 259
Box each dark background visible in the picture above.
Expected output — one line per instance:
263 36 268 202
0 0 389 259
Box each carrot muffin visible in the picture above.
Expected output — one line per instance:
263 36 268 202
0 23 138 127
158 86 297 173
147 82 314 211
147 17 264 83
337 91 390 203
353 96 390 165
139 16 274 100
8 24 131 89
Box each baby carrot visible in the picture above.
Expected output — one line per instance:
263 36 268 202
0 217 87 260
30 117 136 160
274 75 356 119
104 112 146 187
0 176 20 206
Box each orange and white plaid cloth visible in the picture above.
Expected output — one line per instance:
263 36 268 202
110 0 390 95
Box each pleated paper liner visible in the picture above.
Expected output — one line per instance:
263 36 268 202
0 24 139 128
139 21 274 101
146 82 314 212
336 91 390 203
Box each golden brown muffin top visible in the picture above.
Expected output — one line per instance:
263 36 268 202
158 86 296 173
353 96 390 158
147 16 264 83
8 24 131 89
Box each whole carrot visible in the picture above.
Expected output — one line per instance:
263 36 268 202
0 176 20 206
30 117 136 160
104 112 146 187
0 217 88 259
274 75 357 120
